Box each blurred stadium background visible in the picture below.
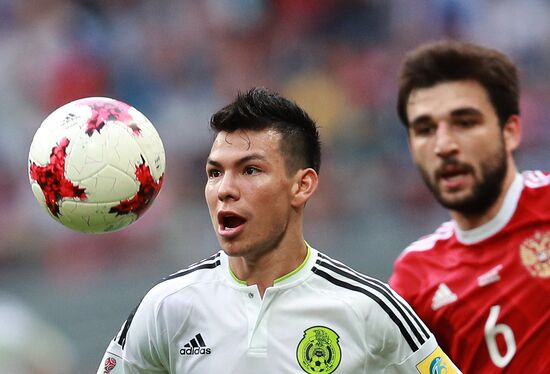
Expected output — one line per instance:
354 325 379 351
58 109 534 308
1 0 549 371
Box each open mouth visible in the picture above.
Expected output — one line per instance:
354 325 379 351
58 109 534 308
440 169 468 180
217 211 246 234
437 163 471 188
222 215 246 229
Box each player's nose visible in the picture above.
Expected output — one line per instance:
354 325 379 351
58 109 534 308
217 172 240 202
434 123 459 157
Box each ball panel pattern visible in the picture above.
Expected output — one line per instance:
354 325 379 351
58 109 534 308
28 97 165 233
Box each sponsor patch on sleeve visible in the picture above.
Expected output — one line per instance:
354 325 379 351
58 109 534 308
416 346 458 374
96 352 124 374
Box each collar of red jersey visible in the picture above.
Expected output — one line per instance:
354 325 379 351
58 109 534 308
453 172 523 245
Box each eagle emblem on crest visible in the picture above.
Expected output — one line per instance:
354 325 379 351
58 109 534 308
519 231 550 278
296 326 341 374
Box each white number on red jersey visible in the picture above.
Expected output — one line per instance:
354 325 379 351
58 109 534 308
484 305 516 368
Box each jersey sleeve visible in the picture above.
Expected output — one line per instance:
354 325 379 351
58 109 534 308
363 287 462 373
96 336 125 374
388 252 423 302
384 337 461 373
96 291 169 374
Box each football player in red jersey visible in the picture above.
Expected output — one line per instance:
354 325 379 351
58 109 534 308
389 40 550 373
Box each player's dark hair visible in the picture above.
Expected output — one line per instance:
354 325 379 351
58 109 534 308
397 40 520 128
210 87 321 175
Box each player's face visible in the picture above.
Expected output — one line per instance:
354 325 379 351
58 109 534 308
205 129 297 259
406 80 515 215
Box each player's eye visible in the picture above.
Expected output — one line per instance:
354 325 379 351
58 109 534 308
244 166 260 175
412 123 435 136
207 169 221 178
453 117 477 128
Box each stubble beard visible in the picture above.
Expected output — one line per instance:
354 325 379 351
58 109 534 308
419 144 508 217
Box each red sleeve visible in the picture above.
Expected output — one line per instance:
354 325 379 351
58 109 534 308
388 253 423 304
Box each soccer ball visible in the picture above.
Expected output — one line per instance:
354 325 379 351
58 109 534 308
28 97 166 233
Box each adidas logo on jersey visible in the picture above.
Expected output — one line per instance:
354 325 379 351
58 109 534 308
180 333 211 355
431 283 457 310
477 264 503 287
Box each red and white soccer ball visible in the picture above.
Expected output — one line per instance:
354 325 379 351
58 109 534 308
28 97 166 233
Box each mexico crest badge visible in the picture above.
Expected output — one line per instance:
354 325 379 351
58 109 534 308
296 326 341 373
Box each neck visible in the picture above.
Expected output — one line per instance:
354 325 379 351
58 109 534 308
229 235 308 298
451 165 518 230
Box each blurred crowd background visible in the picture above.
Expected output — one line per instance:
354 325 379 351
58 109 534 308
1 0 549 371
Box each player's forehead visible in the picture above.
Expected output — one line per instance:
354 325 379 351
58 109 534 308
407 80 494 122
207 129 283 164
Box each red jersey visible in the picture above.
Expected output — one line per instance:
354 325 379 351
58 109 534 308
389 171 550 373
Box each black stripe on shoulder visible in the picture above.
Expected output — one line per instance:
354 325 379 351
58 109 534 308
312 266 420 352
317 253 430 342
117 253 221 348
117 304 138 349
162 252 221 282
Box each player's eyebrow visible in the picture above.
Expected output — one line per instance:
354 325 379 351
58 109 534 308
410 114 432 128
449 107 483 118
206 158 222 168
410 107 484 128
206 154 268 168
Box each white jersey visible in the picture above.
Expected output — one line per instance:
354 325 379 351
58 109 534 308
97 246 459 373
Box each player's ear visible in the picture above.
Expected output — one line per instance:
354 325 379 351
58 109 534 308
291 168 318 208
503 114 522 153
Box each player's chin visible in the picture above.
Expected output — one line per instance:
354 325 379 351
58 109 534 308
435 177 474 199
217 232 240 248
438 190 477 210
220 241 248 258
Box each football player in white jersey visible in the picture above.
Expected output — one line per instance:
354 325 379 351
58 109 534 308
97 87 460 373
